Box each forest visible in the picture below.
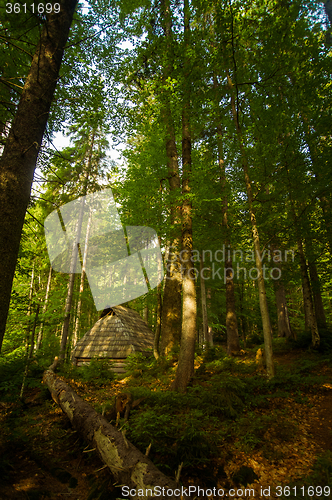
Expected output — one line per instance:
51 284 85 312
1 0 332 498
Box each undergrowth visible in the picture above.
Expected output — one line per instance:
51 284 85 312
1 338 331 491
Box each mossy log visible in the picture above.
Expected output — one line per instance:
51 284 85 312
43 361 179 500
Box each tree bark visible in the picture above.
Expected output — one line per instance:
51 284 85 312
43 363 180 499
36 266 52 350
305 238 327 330
297 238 320 346
271 246 294 339
143 303 149 324
159 0 182 356
73 208 92 346
154 281 162 360
275 282 293 339
20 304 39 399
0 0 78 354
172 0 197 392
59 130 95 360
308 259 327 330
200 255 209 347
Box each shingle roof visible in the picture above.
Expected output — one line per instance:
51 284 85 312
72 305 154 360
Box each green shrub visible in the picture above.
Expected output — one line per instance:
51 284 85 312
0 354 25 397
189 373 245 418
236 411 298 453
75 359 116 386
127 405 218 470
289 331 312 349
318 329 332 353
202 346 226 362
246 331 264 347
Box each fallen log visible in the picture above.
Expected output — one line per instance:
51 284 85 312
43 359 180 500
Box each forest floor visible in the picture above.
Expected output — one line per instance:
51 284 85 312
1 342 332 500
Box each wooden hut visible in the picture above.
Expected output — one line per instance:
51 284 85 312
72 305 154 373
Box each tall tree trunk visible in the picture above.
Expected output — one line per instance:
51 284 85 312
301 110 332 256
59 207 85 361
0 0 77 354
305 238 327 330
308 260 327 330
154 281 162 360
159 0 182 356
73 208 92 346
214 92 240 354
285 164 320 348
275 282 293 339
143 302 149 324
172 0 197 392
200 255 208 347
297 238 320 346
23 262 35 358
271 246 294 339
59 130 95 361
227 72 274 377
36 266 53 350
239 283 247 347
20 304 40 399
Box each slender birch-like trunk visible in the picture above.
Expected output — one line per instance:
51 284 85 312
73 208 92 346
36 266 52 350
297 238 320 346
200 255 208 347
20 304 39 399
154 281 162 360
227 72 274 377
59 131 95 361
59 207 84 360
285 168 320 347
305 238 327 329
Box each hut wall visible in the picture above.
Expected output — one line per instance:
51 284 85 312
75 358 127 374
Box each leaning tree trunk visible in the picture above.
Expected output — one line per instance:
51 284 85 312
0 0 77 354
43 362 180 499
